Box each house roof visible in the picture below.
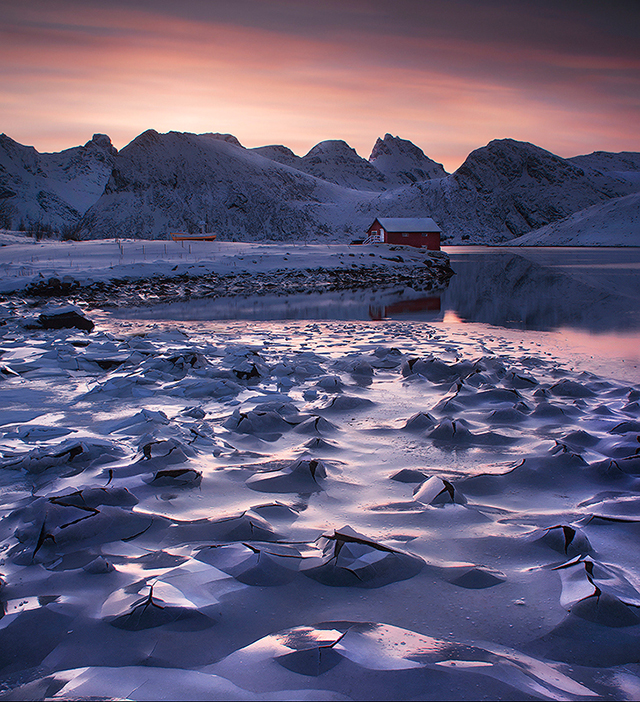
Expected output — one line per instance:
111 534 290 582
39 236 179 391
374 217 441 233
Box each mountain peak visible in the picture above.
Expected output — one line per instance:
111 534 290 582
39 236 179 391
370 133 424 161
369 133 447 183
85 133 117 155
303 140 360 159
299 139 386 190
251 144 301 168
201 132 244 148
130 129 162 148
455 138 586 188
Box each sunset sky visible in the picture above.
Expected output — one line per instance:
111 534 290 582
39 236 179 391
1 0 638 171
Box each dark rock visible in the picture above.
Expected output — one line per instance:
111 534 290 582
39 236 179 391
38 305 94 332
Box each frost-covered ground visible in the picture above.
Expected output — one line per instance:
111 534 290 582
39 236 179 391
0 304 639 699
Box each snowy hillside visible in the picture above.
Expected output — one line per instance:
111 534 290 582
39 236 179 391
567 151 640 195
77 130 366 241
508 192 640 246
449 139 622 236
569 150 640 174
0 134 116 231
1 130 638 244
251 144 302 169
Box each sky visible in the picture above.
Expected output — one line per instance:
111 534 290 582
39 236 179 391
1 0 639 171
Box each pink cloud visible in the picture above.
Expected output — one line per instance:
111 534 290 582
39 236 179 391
1 2 638 170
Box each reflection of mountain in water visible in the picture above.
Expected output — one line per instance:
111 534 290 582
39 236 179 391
115 249 640 333
116 286 445 322
442 250 640 332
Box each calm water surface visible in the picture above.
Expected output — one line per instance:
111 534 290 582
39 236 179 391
115 247 640 375
117 247 639 328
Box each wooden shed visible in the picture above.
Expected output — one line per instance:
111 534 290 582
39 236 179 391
364 217 441 249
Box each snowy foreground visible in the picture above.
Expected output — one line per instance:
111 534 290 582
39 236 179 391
0 296 639 700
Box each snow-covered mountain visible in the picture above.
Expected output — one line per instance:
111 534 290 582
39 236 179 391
253 135 445 191
78 130 364 241
445 138 634 239
369 133 447 184
297 140 388 191
348 139 640 244
1 130 638 244
508 149 640 246
251 144 302 169
568 151 640 179
0 133 116 232
509 192 640 246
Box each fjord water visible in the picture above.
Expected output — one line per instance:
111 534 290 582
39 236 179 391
442 246 640 333
116 246 640 377
117 247 640 329
441 247 640 380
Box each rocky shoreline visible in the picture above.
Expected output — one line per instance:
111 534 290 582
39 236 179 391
18 249 454 309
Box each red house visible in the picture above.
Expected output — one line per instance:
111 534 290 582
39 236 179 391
364 217 441 250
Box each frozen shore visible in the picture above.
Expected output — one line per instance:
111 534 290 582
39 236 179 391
0 238 453 306
0 303 639 699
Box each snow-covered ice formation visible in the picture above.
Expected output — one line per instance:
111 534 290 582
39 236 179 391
0 301 639 699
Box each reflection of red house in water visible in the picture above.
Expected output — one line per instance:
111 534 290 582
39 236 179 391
364 217 441 249
369 295 441 320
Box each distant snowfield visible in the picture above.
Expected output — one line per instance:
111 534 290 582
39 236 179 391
0 235 452 302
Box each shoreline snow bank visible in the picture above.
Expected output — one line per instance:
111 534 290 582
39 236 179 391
0 238 453 304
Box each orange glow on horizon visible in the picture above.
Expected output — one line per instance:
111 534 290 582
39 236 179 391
1 3 638 169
